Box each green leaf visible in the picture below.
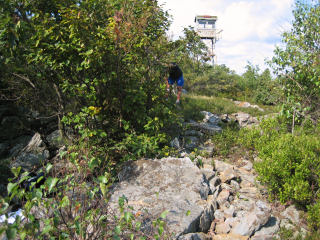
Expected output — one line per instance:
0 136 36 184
11 167 21 178
60 196 70 208
46 164 53 173
114 225 121 235
118 195 128 209
45 177 59 193
7 183 18 195
100 183 107 197
6 227 17 240
158 224 164 235
160 210 168 219
124 211 132 223
135 221 141 230
20 230 27 240
98 175 109 184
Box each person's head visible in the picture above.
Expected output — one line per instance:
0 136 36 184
168 62 182 80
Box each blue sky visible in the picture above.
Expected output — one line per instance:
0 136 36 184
158 0 295 74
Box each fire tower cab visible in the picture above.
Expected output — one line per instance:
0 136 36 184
195 15 221 64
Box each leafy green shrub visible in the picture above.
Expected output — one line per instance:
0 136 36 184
211 123 240 157
1 0 178 165
307 202 320 231
272 2 320 121
0 144 172 240
239 117 320 229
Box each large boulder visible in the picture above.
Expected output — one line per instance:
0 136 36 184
46 130 65 149
10 133 49 172
109 157 210 237
231 200 271 237
230 112 259 128
186 121 222 136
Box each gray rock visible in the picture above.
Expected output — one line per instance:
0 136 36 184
212 233 249 240
231 112 259 128
210 185 217 195
241 160 253 171
198 145 214 157
186 122 222 136
233 198 255 212
213 185 221 199
11 151 48 171
251 105 265 112
252 216 280 239
231 200 271 237
184 130 204 137
109 157 210 237
221 183 233 192
46 130 64 149
200 111 221 125
238 187 259 199
178 232 211 240
225 217 237 227
184 136 200 150
220 114 231 123
214 160 233 172
280 205 300 224
223 205 235 218
199 204 215 232
8 135 33 157
201 169 215 182
230 180 240 191
214 209 225 221
170 137 180 149
280 219 295 230
209 176 221 187
217 189 230 207
215 222 231 234
220 168 237 183
10 133 49 171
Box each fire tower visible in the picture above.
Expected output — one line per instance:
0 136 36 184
195 15 222 64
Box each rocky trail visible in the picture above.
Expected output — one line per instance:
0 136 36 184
0 103 309 239
110 110 309 239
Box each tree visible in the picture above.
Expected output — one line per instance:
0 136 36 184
272 1 320 122
0 0 176 161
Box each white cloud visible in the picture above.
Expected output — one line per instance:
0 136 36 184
158 0 295 74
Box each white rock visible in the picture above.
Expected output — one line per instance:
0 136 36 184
0 209 24 224
280 205 300 224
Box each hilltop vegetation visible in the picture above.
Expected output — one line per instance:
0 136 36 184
0 0 319 239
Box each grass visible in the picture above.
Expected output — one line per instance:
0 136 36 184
180 94 279 121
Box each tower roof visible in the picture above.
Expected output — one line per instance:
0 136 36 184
195 15 217 22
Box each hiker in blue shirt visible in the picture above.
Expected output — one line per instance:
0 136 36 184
166 63 184 104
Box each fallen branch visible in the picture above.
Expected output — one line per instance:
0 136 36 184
11 73 36 89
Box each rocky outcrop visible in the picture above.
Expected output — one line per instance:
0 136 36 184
230 112 259 128
0 104 60 195
171 111 261 155
10 133 50 172
109 157 210 237
110 154 309 239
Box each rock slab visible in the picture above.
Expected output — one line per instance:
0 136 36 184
109 157 210 237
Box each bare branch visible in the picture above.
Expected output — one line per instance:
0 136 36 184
11 73 36 89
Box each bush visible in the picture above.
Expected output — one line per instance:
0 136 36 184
0 143 172 240
211 123 240 157
239 117 320 229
